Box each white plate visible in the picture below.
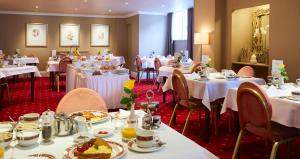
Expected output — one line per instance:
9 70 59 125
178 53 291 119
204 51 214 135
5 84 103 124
93 127 114 138
64 140 126 159
286 96 300 101
0 123 13 133
127 139 164 153
70 110 109 124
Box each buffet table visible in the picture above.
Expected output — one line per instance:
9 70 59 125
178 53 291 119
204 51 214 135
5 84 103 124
4 110 218 159
66 65 129 109
222 83 300 129
10 57 39 65
0 66 41 102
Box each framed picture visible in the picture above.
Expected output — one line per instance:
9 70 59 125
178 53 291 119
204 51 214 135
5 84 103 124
26 23 48 47
60 24 80 47
91 24 109 46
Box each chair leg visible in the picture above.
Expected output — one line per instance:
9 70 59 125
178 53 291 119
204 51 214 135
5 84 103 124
232 130 243 159
182 110 193 134
137 72 140 82
56 74 60 92
270 142 280 159
139 71 144 84
169 104 179 126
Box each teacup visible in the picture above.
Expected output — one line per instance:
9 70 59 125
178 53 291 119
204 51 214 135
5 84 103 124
16 129 40 146
136 130 158 148
19 113 40 123
296 79 300 85
291 91 300 100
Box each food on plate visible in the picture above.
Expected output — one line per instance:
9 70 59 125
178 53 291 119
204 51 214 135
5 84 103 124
97 131 108 135
100 65 117 70
71 111 108 123
74 138 112 159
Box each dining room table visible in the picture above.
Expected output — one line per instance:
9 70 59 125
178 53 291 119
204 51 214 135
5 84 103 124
9 57 39 65
222 83 300 129
0 65 41 102
3 110 219 159
66 64 130 109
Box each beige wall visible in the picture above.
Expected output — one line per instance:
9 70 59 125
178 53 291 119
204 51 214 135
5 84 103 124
0 14 128 71
126 15 139 71
225 0 300 81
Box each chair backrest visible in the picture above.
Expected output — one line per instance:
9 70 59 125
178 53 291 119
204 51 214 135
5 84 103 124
154 57 162 72
237 66 255 77
172 69 189 105
56 88 108 114
190 62 202 73
237 81 272 139
135 56 143 71
59 57 72 73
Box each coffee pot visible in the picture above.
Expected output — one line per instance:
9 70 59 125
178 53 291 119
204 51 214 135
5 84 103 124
54 113 76 136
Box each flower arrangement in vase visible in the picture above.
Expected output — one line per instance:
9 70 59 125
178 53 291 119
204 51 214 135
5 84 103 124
279 64 288 83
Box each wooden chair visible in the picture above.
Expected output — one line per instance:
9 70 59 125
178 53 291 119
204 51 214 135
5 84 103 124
232 81 300 159
152 57 163 90
135 56 150 83
56 57 72 92
169 69 210 142
56 88 107 114
0 78 10 106
237 66 255 77
190 62 203 73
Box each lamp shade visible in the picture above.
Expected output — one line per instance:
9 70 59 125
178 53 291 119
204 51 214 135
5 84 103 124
194 32 209 45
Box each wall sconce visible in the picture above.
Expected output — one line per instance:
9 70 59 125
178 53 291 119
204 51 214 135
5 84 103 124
194 32 209 62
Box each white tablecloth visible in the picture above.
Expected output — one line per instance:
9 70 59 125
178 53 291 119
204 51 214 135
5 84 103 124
47 61 59 72
75 73 129 109
10 57 39 65
0 65 41 78
140 57 172 69
66 65 130 109
158 66 192 78
222 83 300 129
163 73 266 110
4 110 218 159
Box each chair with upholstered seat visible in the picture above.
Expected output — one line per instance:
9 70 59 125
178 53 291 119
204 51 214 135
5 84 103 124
169 69 210 141
232 81 300 159
190 62 203 73
152 57 163 90
56 57 72 92
135 56 150 83
0 78 10 106
56 88 107 114
237 66 255 77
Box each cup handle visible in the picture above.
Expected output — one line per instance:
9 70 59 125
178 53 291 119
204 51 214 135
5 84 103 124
18 116 24 123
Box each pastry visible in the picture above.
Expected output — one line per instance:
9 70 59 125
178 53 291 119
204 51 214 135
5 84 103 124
74 138 112 159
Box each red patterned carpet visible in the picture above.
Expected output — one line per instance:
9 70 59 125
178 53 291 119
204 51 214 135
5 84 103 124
0 77 300 159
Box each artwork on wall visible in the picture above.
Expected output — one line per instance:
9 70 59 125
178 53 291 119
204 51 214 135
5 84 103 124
91 24 109 46
26 23 48 47
60 24 80 47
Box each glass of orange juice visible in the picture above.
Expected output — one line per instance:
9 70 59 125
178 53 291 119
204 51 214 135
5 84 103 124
121 127 137 142
0 145 4 159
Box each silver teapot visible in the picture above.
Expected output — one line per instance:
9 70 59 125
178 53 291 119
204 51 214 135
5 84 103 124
54 113 76 136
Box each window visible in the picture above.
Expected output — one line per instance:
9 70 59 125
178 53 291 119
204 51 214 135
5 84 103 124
172 10 188 40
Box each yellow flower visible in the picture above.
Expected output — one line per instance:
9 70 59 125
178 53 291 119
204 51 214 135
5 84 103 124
124 80 135 90
208 57 212 62
279 64 285 69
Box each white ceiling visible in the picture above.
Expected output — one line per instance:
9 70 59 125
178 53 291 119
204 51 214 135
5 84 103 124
0 0 194 17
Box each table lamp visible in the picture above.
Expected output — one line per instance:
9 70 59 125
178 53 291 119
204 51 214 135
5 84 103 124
194 32 209 62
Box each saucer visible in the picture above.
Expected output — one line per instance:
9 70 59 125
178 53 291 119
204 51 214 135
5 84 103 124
127 139 164 153
286 96 300 101
93 127 114 138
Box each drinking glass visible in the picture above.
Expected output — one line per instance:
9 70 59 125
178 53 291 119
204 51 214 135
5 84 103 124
41 123 52 143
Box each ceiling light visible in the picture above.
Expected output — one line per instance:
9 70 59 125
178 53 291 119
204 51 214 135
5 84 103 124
35 5 39 9
125 2 129 5
108 9 112 12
